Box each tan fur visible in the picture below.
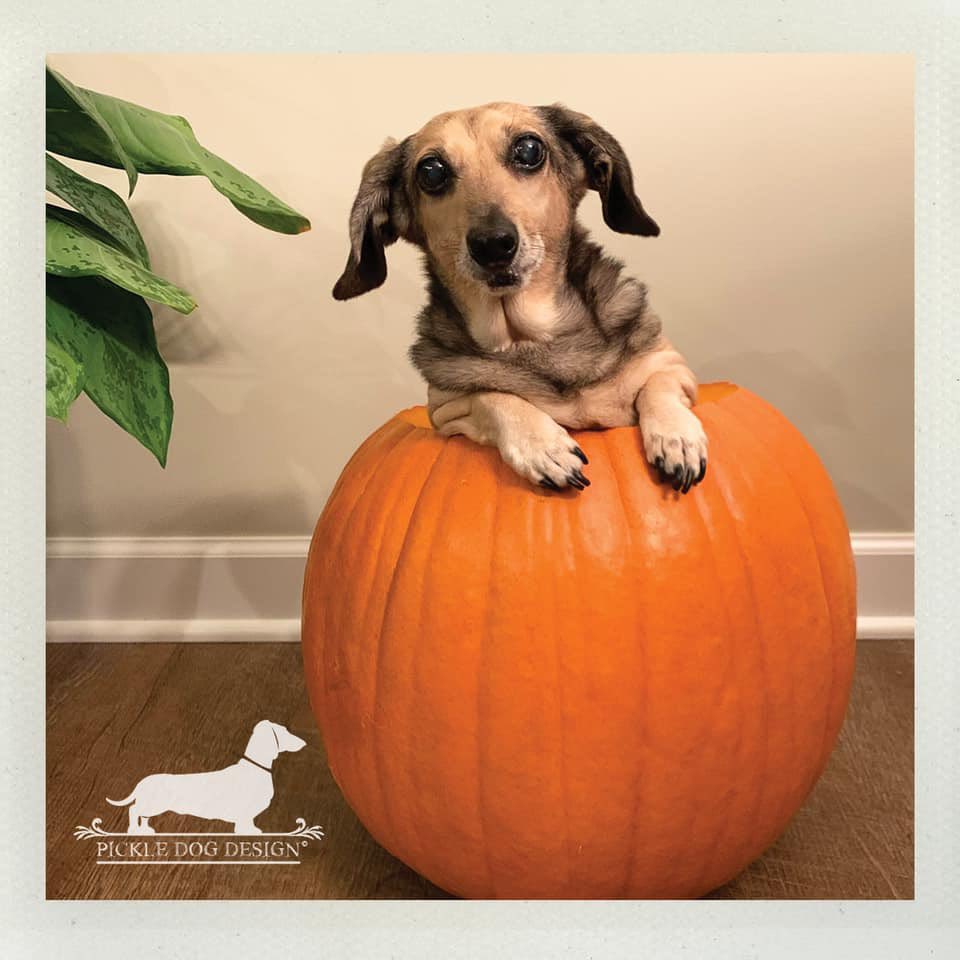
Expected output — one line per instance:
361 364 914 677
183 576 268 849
409 104 576 352
428 336 705 489
335 101 707 492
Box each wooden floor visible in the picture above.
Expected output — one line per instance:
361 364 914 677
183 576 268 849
46 639 914 900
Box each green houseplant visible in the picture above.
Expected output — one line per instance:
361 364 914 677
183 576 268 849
45 65 311 465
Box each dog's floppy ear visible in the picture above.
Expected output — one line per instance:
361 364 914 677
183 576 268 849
333 137 409 300
246 720 280 762
537 104 660 237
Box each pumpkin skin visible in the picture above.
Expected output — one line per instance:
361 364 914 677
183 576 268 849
301 382 857 899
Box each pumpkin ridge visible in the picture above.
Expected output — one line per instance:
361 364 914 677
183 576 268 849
306 419 411 611
313 420 414 586
699 409 775 877
370 430 450 871
705 400 837 858
359 426 445 845
597 430 693 894
475 453 499 898
726 394 854 772
551 486 574 894
598 428 643 896
683 415 745 895
406 437 483 892
710 400 836 791
476 450 503 898
327 422 427 836
750 411 838 787
305 419 412 731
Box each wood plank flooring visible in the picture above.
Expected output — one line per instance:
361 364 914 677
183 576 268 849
46 639 913 899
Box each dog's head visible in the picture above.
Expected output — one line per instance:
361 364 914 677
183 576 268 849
332 102 659 301
247 720 306 761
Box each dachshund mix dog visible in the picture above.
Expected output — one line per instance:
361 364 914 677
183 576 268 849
334 102 707 493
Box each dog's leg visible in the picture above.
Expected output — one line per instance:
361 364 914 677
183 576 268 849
233 820 262 835
428 387 590 490
634 348 708 493
129 806 155 835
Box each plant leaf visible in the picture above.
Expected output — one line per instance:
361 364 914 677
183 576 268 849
46 66 138 195
45 153 150 266
47 276 173 466
46 204 196 314
45 78 311 235
46 337 85 421
46 202 134 254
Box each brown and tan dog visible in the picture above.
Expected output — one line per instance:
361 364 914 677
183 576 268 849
333 102 707 493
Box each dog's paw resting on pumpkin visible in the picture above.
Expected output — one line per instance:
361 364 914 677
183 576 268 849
639 398 708 493
430 390 590 491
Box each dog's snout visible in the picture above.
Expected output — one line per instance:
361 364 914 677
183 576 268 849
467 211 519 268
468 228 517 266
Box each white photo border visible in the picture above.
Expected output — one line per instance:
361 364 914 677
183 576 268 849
3 1 955 956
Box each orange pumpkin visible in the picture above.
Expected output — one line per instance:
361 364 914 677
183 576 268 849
301 382 856 898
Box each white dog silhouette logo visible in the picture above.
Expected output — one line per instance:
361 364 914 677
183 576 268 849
105 719 306 835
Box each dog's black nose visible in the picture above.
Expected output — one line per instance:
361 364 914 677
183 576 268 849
467 214 518 268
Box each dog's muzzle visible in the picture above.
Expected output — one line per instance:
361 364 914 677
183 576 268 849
466 209 520 288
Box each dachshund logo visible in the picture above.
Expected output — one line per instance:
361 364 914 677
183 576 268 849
104 719 307 835
74 720 323 864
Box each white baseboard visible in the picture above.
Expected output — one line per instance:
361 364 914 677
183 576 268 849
46 532 914 643
854 616 916 641
44 618 302 643
849 533 915 639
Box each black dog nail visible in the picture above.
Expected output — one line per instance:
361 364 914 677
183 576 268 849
573 446 589 465
540 476 561 491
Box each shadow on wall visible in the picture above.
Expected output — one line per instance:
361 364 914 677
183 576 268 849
153 374 325 535
46 369 321 538
103 492 307 622
133 198 233 366
46 423 91 538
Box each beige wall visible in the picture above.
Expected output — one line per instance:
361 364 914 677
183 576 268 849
46 53 913 536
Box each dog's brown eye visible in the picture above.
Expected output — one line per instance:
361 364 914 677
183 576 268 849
512 135 545 170
416 156 449 193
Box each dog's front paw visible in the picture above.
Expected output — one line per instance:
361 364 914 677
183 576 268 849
640 405 708 494
499 414 591 492
129 824 156 836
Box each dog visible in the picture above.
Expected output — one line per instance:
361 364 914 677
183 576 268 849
105 720 306 835
333 101 707 494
